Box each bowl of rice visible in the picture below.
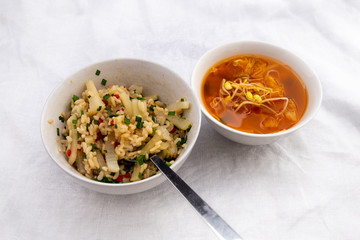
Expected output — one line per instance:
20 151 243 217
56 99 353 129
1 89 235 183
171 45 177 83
41 59 201 195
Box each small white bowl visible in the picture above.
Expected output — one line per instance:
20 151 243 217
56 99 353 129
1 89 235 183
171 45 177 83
41 59 201 194
192 41 322 145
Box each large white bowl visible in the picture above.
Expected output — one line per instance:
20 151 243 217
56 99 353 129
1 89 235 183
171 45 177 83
192 41 322 145
41 59 201 194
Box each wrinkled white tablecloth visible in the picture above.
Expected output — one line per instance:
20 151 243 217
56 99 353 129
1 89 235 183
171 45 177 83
1 0 360 239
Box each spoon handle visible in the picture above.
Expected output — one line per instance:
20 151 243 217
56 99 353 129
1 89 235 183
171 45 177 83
150 156 243 240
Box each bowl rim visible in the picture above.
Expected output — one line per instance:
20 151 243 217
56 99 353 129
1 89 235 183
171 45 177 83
191 40 322 138
41 58 201 188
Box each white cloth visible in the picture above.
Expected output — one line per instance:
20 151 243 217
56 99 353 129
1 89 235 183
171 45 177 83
1 0 360 239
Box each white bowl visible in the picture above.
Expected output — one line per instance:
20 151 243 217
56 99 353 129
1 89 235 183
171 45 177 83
192 41 322 145
41 59 201 194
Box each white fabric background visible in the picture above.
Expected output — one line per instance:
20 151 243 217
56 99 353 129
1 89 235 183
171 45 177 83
1 0 360 239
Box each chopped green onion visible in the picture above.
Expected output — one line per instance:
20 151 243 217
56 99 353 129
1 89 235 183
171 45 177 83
103 94 111 100
72 119 77 124
69 102 72 108
109 114 119 117
149 105 156 111
124 117 130 125
57 128 59 136
77 132 81 138
88 95 91 98
93 120 98 125
72 95 79 102
83 154 87 159
95 69 101 75
176 136 187 147
115 124 118 129
153 128 157 134
86 123 90 130
135 116 142 122
137 155 145 165
81 110 84 115
59 116 64 122
181 98 184 102
103 150 107 153
187 125 192 131
168 111 175 116
138 173 142 179
97 106 102 111
91 144 99 150
137 97 145 100
129 96 133 100
73 125 77 129
101 79 107 86
152 116 156 122
136 121 144 129
165 161 171 167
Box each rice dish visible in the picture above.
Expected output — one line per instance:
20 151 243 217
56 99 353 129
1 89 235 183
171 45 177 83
57 79 192 183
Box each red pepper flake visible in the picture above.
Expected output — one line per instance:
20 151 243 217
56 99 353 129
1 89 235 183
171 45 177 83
113 94 120 99
170 127 176 133
110 120 114 126
67 149 71 156
115 175 124 182
120 107 125 112
98 118 103 125
114 141 120 148
124 173 131 178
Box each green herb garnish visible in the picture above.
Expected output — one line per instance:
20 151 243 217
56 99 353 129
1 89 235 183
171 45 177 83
103 94 111 100
136 121 144 129
181 98 184 102
115 124 118 129
168 111 175 116
101 79 107 86
137 97 145 100
57 128 59 136
93 120 98 125
109 114 119 117
149 105 156 111
124 117 130 125
81 110 84 115
59 116 64 122
95 69 101 75
97 106 102 111
165 161 171 167
72 119 77 124
135 116 142 122
137 155 145 165
176 136 187 147
91 144 99 150
88 95 91 98
73 125 77 129
138 173 142 179
72 95 79 102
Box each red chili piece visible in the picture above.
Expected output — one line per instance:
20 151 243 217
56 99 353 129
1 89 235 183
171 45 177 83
124 173 131 178
170 127 176 133
114 141 120 148
115 175 124 182
98 118 103 124
114 94 120 99
67 149 71 156
110 120 114 126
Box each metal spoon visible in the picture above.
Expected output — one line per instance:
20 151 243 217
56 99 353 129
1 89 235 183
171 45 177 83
150 155 243 240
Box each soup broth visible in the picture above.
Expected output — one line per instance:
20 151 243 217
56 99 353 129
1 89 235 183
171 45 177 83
202 55 308 134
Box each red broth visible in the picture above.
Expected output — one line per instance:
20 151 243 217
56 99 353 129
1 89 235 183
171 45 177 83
202 55 308 134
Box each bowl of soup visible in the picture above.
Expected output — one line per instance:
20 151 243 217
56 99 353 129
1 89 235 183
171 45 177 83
192 41 322 145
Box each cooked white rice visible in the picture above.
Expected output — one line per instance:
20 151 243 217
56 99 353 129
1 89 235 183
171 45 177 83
58 79 192 183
